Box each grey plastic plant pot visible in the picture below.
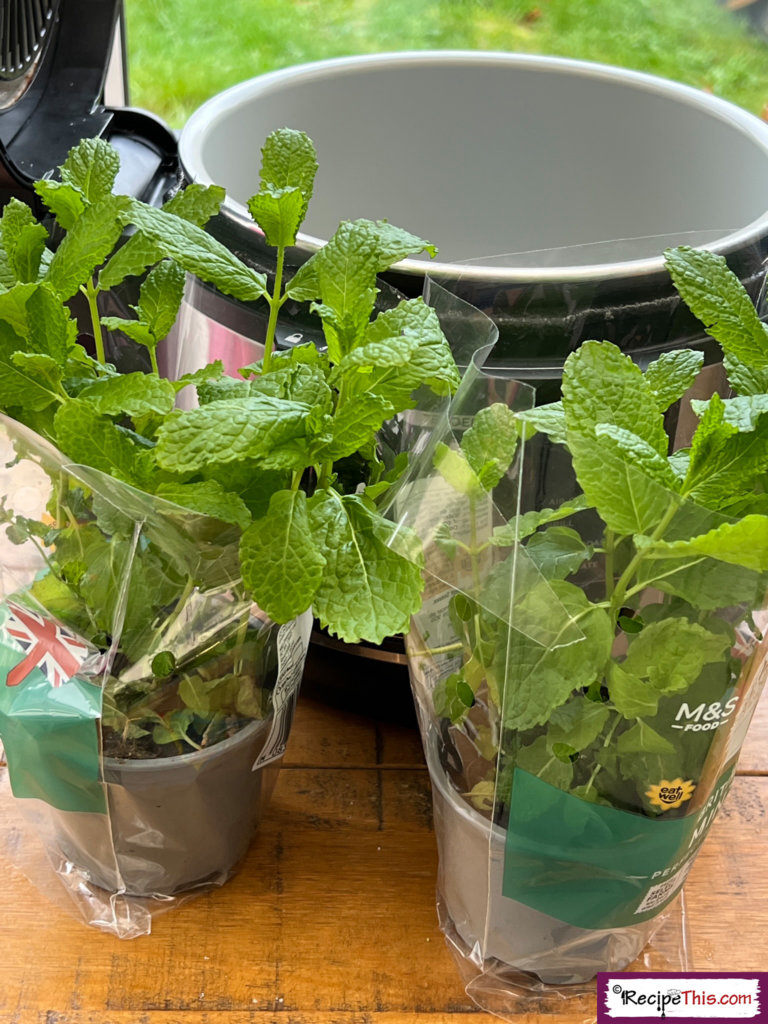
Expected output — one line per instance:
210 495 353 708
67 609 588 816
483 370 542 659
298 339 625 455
179 51 768 387
426 734 658 986
52 715 278 898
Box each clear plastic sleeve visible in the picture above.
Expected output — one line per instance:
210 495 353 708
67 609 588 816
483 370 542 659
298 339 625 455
0 414 310 937
389 282 767 1016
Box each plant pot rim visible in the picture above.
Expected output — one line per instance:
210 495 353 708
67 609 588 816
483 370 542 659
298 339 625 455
425 728 504 841
104 714 271 773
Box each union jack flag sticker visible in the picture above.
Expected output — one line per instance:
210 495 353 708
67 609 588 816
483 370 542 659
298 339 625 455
4 601 90 689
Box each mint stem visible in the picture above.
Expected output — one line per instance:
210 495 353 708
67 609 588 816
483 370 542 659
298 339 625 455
149 347 160 376
609 499 680 620
582 714 621 798
262 245 285 373
410 641 464 657
82 279 106 366
604 529 615 598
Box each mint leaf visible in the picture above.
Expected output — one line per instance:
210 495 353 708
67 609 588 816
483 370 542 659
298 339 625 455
156 480 251 531
433 442 482 496
616 720 676 756
258 127 317 223
0 248 14 289
197 376 251 404
53 400 138 482
97 186 226 291
0 198 48 284
622 618 729 694
567 429 678 534
61 138 120 203
502 579 613 731
313 394 390 462
608 662 660 719
135 259 186 342
358 298 460 400
308 489 424 644
286 219 436 358
516 735 574 790
78 372 175 417
594 423 680 489
516 401 566 444
0 337 62 410
240 489 325 622
491 495 591 545
637 514 768 572
163 183 225 226
683 396 768 509
98 233 169 290
433 671 475 725
154 395 309 473
11 352 63 392
34 180 86 231
665 246 768 368
460 403 519 489
724 352 768 397
45 195 131 300
547 695 611 751
127 201 267 303
100 316 156 349
0 281 36 341
201 462 288 520
637 553 764 610
525 526 592 580
562 344 679 532
250 362 333 411
644 349 704 410
248 187 305 249
562 341 668 455
172 360 224 393
690 394 768 432
27 282 76 364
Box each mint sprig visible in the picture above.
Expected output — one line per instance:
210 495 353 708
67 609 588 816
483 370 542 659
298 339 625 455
422 244 768 818
0 128 458 675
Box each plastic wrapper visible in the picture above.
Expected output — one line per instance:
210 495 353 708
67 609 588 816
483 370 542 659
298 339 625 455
387 284 768 1017
0 414 311 937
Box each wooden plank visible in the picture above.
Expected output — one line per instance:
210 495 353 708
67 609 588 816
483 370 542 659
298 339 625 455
0 773 766 1019
1 694 767 1024
282 696 427 771
7 1008 513 1023
282 699 378 769
735 682 768 774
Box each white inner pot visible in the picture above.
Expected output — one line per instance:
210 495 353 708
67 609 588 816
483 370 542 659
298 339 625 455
180 51 768 282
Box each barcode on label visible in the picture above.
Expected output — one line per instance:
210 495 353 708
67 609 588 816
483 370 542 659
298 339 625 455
634 857 695 915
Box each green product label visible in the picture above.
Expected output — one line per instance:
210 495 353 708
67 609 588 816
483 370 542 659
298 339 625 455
0 601 106 814
502 765 734 930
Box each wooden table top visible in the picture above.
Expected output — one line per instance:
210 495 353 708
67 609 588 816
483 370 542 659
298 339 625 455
1 671 767 1024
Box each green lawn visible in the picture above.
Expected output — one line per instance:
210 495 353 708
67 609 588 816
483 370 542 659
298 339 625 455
125 0 768 128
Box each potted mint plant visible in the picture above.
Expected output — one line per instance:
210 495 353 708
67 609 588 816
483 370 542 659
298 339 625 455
400 246 768 989
0 130 459 927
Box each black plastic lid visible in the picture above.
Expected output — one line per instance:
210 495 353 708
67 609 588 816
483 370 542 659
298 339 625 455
0 0 180 212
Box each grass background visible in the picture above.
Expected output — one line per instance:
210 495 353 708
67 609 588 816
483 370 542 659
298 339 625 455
124 0 768 128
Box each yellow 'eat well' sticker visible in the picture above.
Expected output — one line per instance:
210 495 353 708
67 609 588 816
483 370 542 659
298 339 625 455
645 778 696 812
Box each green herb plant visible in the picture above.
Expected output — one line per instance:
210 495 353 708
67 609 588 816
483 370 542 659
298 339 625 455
421 246 768 821
0 129 459 756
